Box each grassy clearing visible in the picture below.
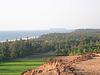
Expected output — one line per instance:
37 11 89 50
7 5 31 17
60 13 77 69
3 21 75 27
0 57 45 75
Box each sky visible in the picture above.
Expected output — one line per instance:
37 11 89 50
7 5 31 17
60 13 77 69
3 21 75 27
0 0 100 30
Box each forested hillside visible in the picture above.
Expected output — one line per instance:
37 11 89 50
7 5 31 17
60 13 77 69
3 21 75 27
0 29 100 61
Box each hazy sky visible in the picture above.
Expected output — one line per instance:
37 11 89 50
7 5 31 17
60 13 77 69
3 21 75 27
0 0 100 30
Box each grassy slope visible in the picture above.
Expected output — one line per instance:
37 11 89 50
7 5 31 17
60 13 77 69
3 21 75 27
0 52 55 75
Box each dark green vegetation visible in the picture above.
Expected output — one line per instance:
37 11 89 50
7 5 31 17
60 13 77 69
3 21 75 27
0 29 100 61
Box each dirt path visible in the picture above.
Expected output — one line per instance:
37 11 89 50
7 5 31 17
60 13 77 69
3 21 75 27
75 57 100 75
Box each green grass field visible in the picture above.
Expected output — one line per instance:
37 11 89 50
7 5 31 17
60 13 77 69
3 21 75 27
0 59 44 75
0 57 45 75
0 52 55 75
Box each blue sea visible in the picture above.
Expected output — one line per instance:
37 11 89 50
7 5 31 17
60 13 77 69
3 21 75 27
0 29 73 41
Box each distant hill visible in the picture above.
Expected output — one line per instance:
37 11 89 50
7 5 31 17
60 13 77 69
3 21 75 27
49 28 73 33
74 29 100 33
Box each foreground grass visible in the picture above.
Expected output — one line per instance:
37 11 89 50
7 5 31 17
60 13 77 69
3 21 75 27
0 58 45 75
0 52 55 75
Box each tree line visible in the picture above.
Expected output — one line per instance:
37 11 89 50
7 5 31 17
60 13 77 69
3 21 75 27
0 29 100 61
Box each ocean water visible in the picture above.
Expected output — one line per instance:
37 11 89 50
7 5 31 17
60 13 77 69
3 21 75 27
0 29 72 41
0 31 47 41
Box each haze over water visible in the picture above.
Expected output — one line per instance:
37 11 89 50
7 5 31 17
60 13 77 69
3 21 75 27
0 29 72 41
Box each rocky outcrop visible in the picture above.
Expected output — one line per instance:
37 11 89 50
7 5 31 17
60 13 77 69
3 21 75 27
21 53 100 75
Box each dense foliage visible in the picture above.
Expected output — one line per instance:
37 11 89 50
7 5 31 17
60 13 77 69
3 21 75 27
0 29 100 61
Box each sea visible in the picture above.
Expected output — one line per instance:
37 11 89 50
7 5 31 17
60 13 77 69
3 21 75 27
0 29 73 41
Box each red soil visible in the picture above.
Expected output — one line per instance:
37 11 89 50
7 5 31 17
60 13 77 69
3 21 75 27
21 53 100 75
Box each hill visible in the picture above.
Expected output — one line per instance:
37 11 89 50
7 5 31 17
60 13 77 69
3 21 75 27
0 29 100 61
0 29 100 75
